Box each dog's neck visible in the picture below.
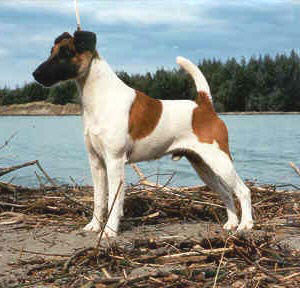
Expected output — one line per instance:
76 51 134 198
76 55 131 114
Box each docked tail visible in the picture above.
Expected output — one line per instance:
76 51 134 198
176 56 212 102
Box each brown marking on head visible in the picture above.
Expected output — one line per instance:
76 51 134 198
33 31 97 87
50 38 75 59
192 91 231 159
129 91 163 140
49 35 96 80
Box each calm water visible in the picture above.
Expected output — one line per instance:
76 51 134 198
0 115 299 187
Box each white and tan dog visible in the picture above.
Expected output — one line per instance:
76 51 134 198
33 30 253 237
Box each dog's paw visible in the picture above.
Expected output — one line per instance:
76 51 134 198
83 219 102 232
223 220 238 231
237 220 254 232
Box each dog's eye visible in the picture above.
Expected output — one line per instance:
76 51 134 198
59 47 75 59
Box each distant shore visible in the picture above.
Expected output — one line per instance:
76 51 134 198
0 101 299 116
0 101 80 116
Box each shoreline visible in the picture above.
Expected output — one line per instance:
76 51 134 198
0 101 299 116
0 101 81 116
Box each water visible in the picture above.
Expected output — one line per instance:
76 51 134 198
0 115 299 187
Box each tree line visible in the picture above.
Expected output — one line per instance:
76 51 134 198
0 51 299 112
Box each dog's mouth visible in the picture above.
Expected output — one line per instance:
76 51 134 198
33 59 78 87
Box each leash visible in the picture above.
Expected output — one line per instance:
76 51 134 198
74 0 81 30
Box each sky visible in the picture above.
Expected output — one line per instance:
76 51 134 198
0 0 299 88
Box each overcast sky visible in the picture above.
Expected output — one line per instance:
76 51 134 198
0 0 299 87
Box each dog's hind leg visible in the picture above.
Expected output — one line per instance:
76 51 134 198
231 176 253 231
188 155 239 230
185 143 253 231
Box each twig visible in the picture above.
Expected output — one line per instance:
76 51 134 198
116 271 169 287
290 162 300 177
131 163 203 193
35 160 58 186
10 274 71 288
194 246 234 255
283 272 300 281
235 246 283 283
0 159 56 186
0 160 38 177
131 163 176 192
102 267 112 279
35 162 92 215
97 180 123 247
28 261 64 274
11 247 71 258
0 131 18 150
157 252 207 264
0 211 25 225
213 236 230 288
63 247 94 272
34 171 44 188
0 201 27 208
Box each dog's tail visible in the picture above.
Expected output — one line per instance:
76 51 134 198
176 56 212 102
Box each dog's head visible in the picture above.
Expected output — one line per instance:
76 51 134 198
33 30 97 87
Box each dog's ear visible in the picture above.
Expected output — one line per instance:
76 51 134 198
54 32 72 44
74 30 97 53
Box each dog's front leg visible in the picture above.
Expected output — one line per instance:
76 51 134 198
83 138 108 232
103 155 126 238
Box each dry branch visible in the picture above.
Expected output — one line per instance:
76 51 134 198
0 160 38 177
0 211 25 225
130 163 202 192
290 162 300 177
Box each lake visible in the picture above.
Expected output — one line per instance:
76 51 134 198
0 115 299 188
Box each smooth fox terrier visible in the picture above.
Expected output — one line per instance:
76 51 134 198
33 30 253 237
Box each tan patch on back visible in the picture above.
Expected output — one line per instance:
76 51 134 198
192 91 231 159
129 91 163 140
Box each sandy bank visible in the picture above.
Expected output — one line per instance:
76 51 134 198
0 101 80 116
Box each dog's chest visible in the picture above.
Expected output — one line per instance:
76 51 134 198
82 89 135 137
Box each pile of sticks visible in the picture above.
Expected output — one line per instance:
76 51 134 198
8 233 298 288
1 163 300 287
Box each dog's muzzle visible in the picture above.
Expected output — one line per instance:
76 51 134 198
33 59 78 87
33 60 56 87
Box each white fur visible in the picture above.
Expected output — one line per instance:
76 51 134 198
176 56 212 101
78 56 253 237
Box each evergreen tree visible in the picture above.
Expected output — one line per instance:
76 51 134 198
1 51 300 112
